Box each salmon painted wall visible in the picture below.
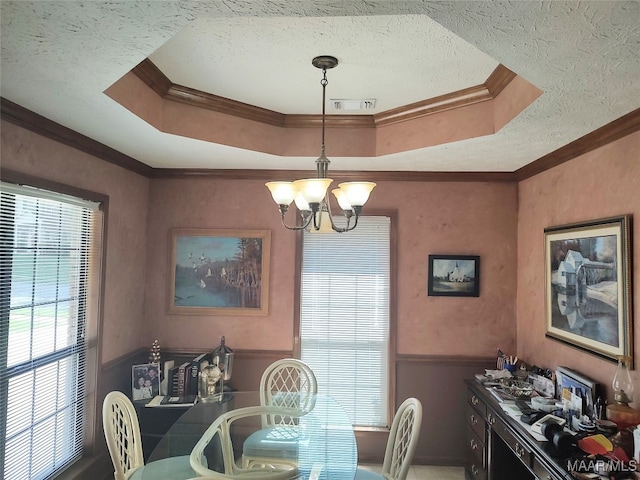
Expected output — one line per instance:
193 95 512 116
385 181 518 355
0 118 518 364
144 177 298 351
517 131 640 405
144 177 518 356
5 114 638 403
1 120 151 363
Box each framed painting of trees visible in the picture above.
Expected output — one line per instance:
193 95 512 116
168 229 270 316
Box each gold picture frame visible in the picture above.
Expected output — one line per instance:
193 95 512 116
544 215 633 365
168 229 270 316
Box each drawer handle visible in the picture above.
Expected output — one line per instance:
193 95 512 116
514 442 525 458
471 464 479 476
487 413 496 425
470 413 478 425
470 439 478 450
471 395 479 406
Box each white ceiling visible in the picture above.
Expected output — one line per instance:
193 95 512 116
150 15 498 114
1 1 639 173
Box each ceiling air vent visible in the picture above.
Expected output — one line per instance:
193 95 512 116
330 99 376 111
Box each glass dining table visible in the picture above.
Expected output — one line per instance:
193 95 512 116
135 391 357 480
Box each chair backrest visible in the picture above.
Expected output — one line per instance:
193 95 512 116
381 397 423 480
102 391 144 480
259 358 317 427
189 405 301 480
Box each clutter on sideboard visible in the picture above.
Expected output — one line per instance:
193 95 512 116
475 348 640 467
134 336 235 404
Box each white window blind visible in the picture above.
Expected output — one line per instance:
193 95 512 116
0 181 101 480
300 216 390 428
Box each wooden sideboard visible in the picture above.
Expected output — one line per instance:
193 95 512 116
134 401 191 461
465 379 575 480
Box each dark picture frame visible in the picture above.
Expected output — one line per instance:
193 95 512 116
168 229 271 316
428 255 480 297
544 215 633 365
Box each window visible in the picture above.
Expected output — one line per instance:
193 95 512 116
299 216 391 428
0 181 103 480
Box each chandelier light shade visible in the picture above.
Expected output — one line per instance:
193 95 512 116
265 55 376 232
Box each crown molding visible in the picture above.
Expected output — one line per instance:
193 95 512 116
3 97 638 183
148 168 516 182
132 58 514 128
515 107 640 181
373 85 491 127
0 97 154 178
485 64 517 97
131 58 172 97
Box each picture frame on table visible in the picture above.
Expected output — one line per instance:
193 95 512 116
427 254 480 297
132 363 160 401
544 215 633 365
168 229 271 316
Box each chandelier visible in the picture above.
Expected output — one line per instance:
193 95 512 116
265 56 376 232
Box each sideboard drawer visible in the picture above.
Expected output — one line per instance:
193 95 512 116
465 462 488 480
533 457 558 480
491 410 533 469
466 403 485 440
468 390 486 417
465 380 569 480
466 427 485 469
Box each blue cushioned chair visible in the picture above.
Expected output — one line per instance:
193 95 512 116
242 358 317 469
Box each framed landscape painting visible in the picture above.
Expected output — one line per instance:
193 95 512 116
168 229 270 316
428 255 480 297
544 215 633 364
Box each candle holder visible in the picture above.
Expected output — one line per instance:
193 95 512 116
606 356 640 429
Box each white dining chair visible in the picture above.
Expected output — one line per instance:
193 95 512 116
242 359 317 469
189 405 301 479
102 391 193 480
103 391 145 480
354 397 423 480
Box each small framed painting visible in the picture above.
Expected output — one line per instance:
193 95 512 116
544 215 633 364
428 255 480 297
168 229 270 316
132 363 160 401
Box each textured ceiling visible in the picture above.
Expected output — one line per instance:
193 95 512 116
1 1 639 173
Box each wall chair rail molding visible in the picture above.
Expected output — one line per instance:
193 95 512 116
396 354 496 465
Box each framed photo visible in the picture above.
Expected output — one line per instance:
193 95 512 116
428 255 480 297
132 363 160 401
544 215 633 365
168 229 270 316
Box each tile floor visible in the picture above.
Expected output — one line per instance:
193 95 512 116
358 464 465 480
